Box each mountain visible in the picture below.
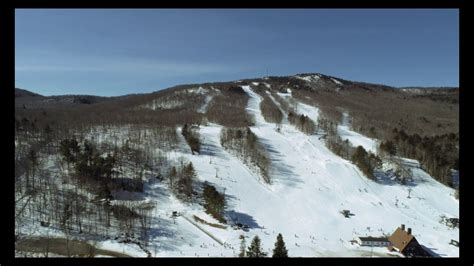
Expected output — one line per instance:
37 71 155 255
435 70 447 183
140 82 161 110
15 88 118 109
15 88 44 98
14 73 459 258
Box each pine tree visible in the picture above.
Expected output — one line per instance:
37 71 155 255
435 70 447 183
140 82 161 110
351 146 374 180
239 235 246 257
247 235 267 257
203 182 226 222
169 166 177 189
272 233 288 258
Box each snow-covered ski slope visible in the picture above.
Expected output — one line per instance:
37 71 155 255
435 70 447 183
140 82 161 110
338 112 378 154
118 85 458 257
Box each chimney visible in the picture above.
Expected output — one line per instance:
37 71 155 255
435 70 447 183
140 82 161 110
407 228 412 235
401 224 405 231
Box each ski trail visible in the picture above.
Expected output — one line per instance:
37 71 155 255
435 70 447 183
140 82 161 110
181 216 224 246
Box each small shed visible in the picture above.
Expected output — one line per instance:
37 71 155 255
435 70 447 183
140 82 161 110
356 236 390 247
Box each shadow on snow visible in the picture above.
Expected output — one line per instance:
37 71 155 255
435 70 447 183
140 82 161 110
257 138 303 188
225 210 263 230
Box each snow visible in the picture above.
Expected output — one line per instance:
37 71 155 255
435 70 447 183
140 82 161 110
330 78 343 85
295 74 321 83
184 86 208 95
265 91 282 110
99 240 148 257
143 86 211 111
197 95 213 113
400 88 424 94
338 112 378 154
294 102 320 122
227 86 456 257
277 90 292 98
18 87 458 258
143 99 184 110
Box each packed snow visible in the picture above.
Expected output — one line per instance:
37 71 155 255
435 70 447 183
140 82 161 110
294 102 320 122
338 113 379 154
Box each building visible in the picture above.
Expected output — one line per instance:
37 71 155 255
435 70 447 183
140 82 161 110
388 224 431 257
356 236 391 247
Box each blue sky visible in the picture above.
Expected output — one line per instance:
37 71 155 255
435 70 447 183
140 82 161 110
15 9 459 96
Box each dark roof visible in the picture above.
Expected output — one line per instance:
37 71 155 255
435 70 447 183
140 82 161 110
389 227 415 252
358 237 390 242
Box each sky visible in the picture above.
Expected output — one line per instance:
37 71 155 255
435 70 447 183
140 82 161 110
15 9 459 96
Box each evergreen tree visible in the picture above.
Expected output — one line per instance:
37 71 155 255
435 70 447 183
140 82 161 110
247 235 267 257
59 138 80 168
351 146 375 180
239 235 246 257
182 123 200 154
182 123 189 137
272 233 288 258
380 140 396 156
203 182 226 222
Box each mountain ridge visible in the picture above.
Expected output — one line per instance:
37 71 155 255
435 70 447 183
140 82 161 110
15 72 459 98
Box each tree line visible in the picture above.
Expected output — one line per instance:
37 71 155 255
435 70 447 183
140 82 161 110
380 128 458 186
220 127 271 184
206 86 253 127
202 182 226 223
319 115 381 181
288 111 316 135
182 123 201 155
254 87 283 125
168 161 198 201
239 234 288 258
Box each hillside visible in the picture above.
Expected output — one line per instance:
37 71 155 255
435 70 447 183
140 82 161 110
15 88 117 109
14 73 459 257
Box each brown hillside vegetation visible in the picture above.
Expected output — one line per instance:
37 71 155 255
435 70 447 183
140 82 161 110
206 85 253 127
